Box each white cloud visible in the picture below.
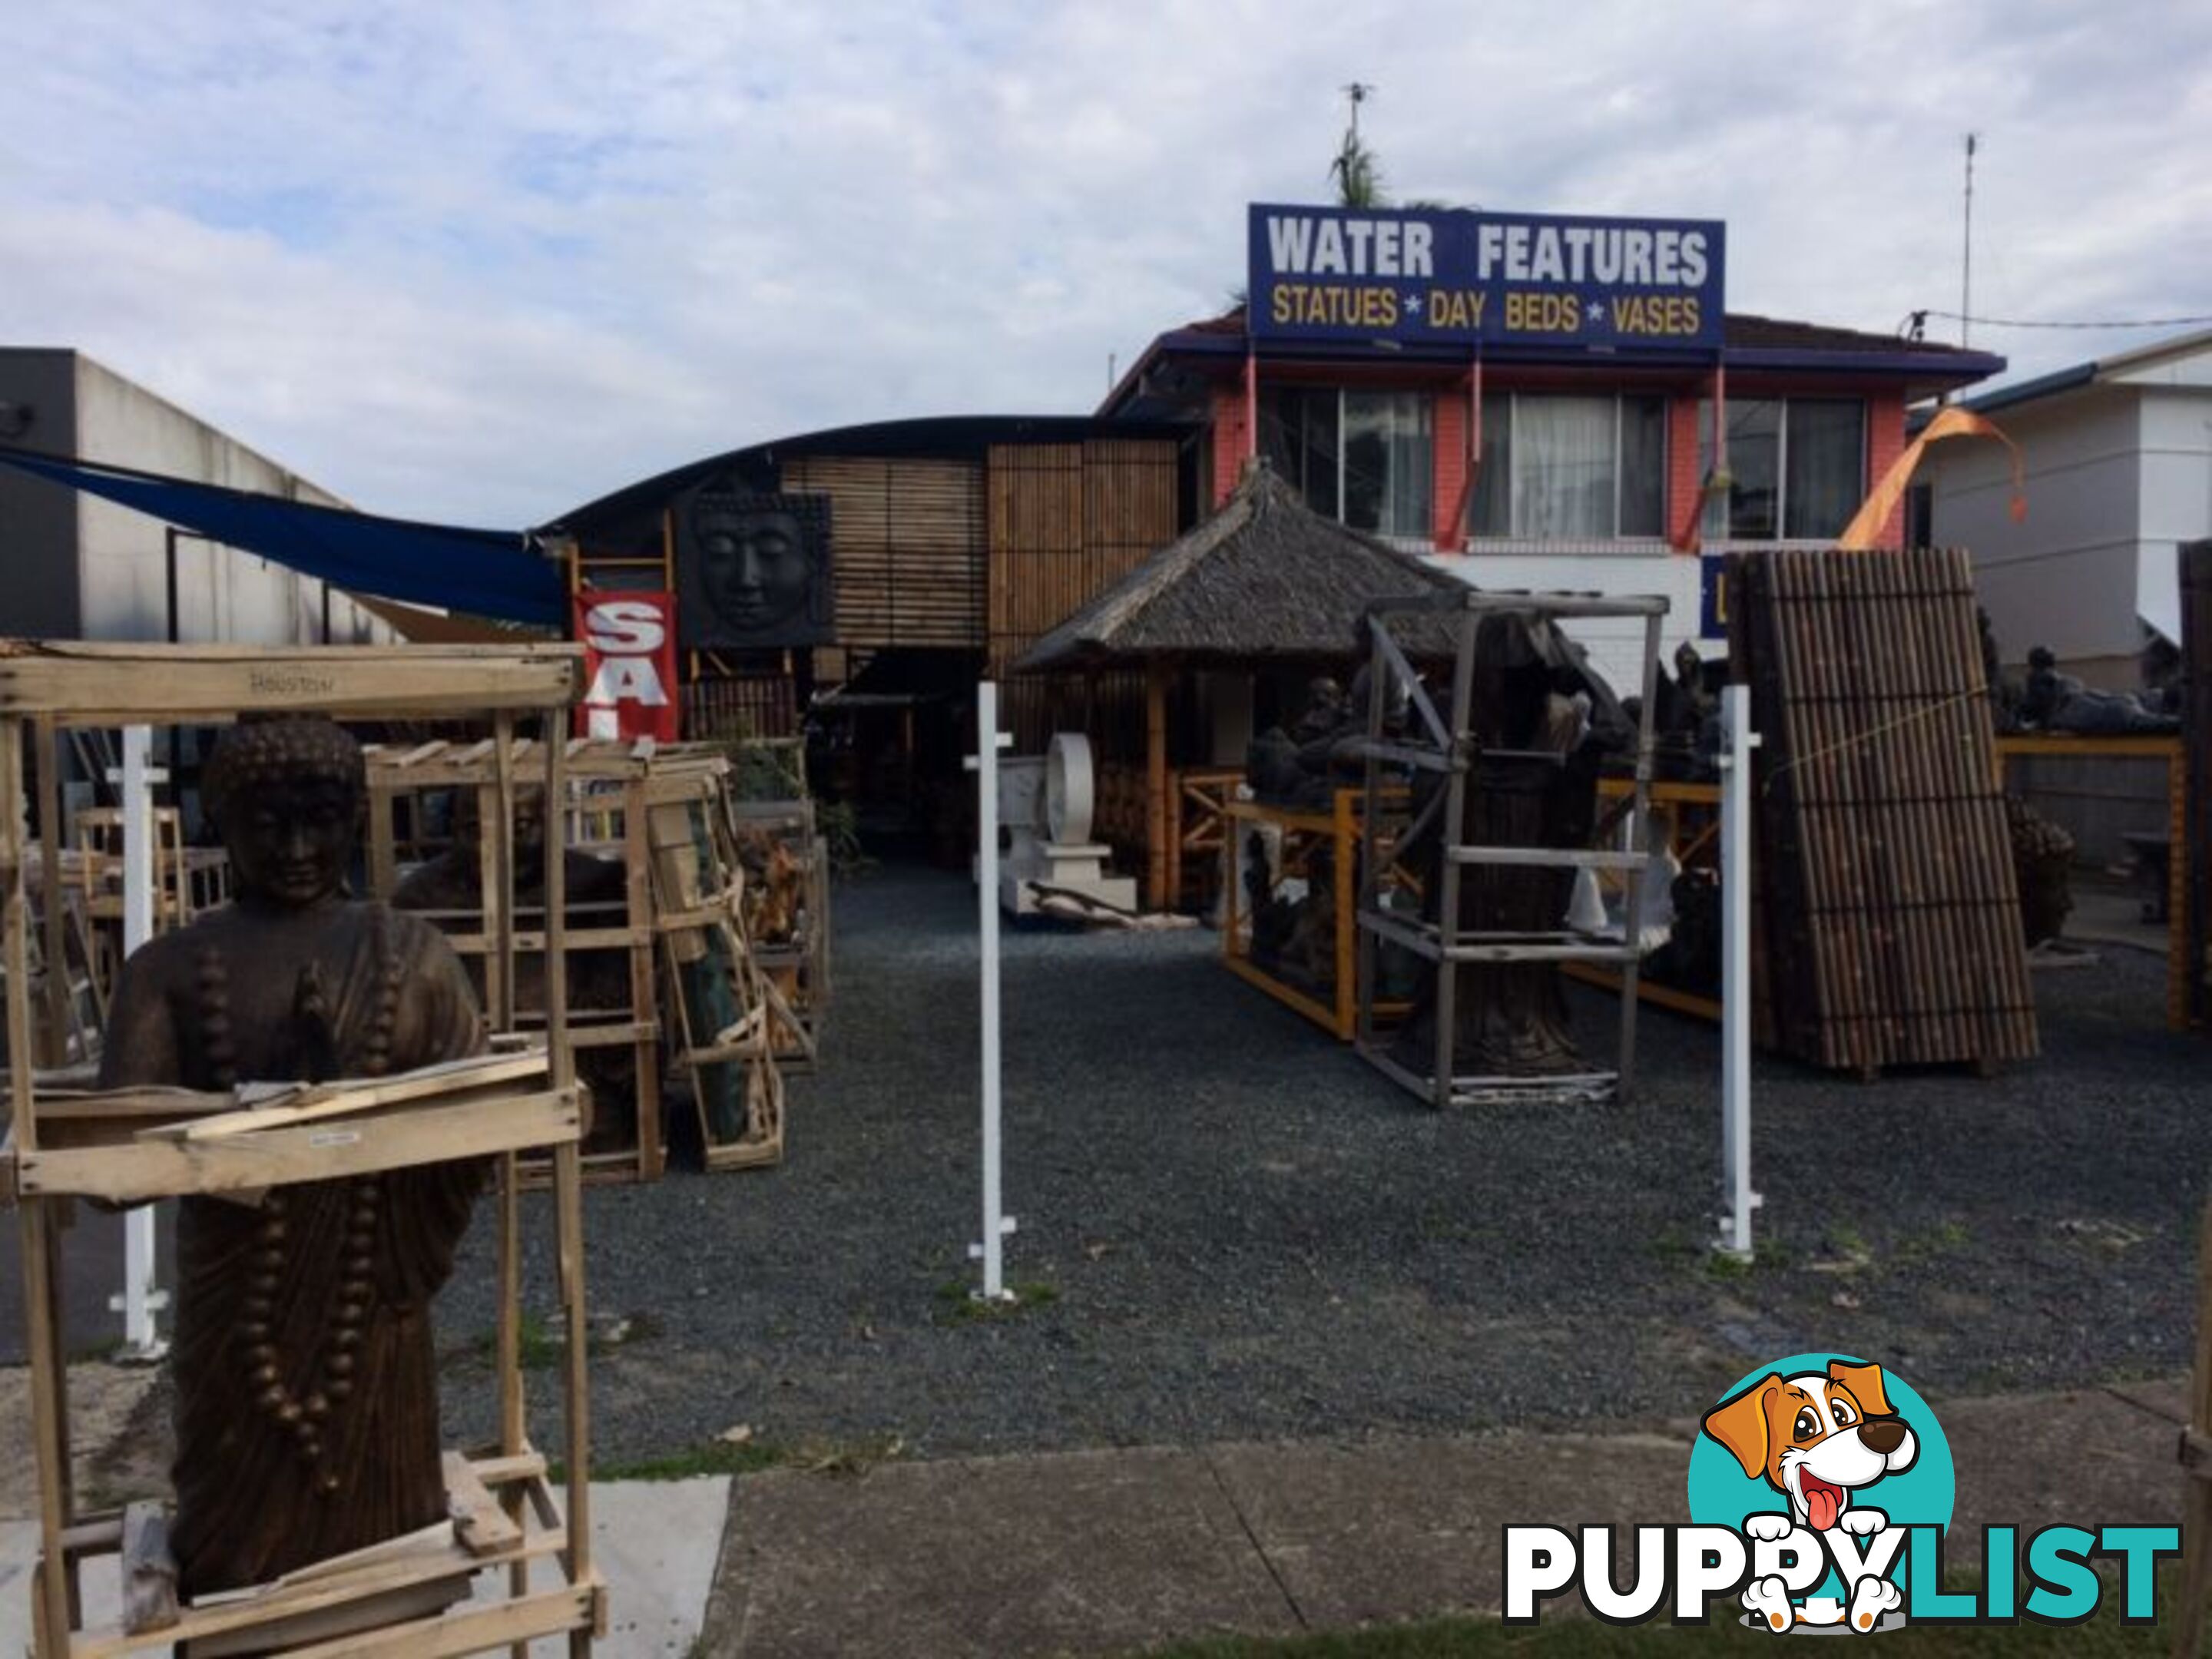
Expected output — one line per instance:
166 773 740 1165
4 0 2207 523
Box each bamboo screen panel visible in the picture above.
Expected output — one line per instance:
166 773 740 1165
685 674 798 740
985 439 1179 674
2184 538 2211 1029
1727 547 2039 1072
994 667 1150 760
783 456 985 650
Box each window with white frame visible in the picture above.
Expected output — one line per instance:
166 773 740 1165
1259 388 1433 538
1468 392 1667 540
1697 397 1866 541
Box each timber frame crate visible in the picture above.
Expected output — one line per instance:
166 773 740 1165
728 797 829 1071
0 641 606 1657
1351 590 1667 1108
1563 777 1725 1023
363 737 675 1186
1992 733 2189 1031
656 784 792 1170
1220 788 1412 1041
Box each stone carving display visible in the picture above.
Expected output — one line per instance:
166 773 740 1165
676 484 834 651
2007 793 2077 945
99 717 489 1598
2018 644 2179 735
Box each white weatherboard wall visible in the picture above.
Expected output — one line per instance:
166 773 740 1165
1928 388 2143 670
71 355 395 646
1927 336 2212 673
2135 381 2212 644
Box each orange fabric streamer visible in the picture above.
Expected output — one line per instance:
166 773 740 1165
1836 406 2025 551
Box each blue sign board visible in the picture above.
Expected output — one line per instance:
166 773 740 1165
1248 204 1725 352
1700 551 1729 638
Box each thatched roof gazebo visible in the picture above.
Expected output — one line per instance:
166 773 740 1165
1015 463 1465 907
1016 463 1461 674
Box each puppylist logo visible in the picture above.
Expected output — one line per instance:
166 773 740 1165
1504 1352 2177 1634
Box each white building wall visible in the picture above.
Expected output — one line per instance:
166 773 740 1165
2131 384 2212 644
1926 388 2144 667
71 356 392 645
1423 544 1704 699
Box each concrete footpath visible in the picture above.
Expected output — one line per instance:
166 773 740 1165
0 1373 2195 1656
698 1379 2196 1657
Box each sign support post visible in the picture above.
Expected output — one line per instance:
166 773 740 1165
965 684 1016 1302
110 724 171 1360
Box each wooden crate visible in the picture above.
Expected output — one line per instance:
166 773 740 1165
1222 789 1411 1040
364 738 678 1187
0 641 605 1657
728 797 829 1071
649 789 790 1171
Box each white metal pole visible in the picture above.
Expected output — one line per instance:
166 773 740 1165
969 684 1015 1301
1718 686 1760 1260
116 724 168 1359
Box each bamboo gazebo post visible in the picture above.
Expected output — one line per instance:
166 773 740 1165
1144 661 1171 909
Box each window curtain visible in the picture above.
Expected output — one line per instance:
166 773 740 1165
1469 392 1511 537
1618 396 1666 536
1342 392 1429 537
1514 396 1615 538
1701 399 1782 541
1258 389 1340 520
1784 400 1865 539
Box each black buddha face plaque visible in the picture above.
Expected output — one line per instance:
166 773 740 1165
677 485 833 650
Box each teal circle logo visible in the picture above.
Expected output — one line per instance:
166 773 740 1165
1688 1353 1953 1622
1688 1352 1953 1529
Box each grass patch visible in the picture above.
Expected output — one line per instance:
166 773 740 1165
1894 1219 1972 1266
1700 1239 1797 1282
452 1310 665 1375
933 1277 1062 1322
516 1313 564 1370
564 1429 909 1484
581 1439 788 1482
1136 1591 2176 1655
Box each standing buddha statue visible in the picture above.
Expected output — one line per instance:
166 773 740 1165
99 716 488 1599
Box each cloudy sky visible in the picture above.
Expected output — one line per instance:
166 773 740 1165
6 0 2208 526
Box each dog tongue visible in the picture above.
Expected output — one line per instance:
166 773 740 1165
1806 1481 1842 1532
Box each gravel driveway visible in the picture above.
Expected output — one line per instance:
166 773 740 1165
439 865 2211 1467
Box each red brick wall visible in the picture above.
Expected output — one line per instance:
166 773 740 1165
1865 389 1908 546
1666 396 1705 547
1432 381 1469 550
1210 382 1247 508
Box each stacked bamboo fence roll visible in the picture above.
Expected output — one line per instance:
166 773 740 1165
1727 548 2038 1073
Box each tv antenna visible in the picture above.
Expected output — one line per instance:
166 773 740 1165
1343 81 1373 137
1961 132 1979 349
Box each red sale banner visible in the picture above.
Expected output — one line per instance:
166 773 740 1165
574 590 679 742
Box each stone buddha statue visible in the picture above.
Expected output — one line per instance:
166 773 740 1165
99 717 489 1599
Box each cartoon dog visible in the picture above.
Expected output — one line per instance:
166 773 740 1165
1700 1359 1918 1634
